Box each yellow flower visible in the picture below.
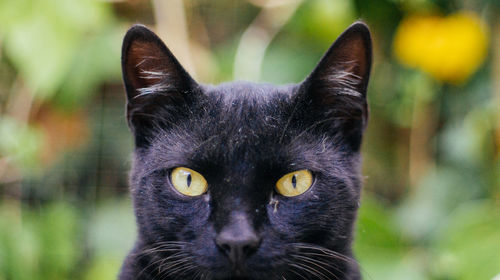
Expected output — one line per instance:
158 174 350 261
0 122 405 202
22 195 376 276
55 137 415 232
393 12 489 84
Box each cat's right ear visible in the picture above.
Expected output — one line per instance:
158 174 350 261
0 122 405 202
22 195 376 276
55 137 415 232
300 22 372 151
121 24 197 147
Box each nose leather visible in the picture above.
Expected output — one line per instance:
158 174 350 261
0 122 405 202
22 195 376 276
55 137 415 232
215 212 261 268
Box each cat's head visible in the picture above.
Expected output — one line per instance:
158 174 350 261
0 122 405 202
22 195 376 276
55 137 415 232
122 22 371 279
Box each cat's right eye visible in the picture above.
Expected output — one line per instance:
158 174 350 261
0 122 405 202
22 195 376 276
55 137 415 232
170 167 208 196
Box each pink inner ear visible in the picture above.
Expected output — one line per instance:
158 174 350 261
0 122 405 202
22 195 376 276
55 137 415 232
125 40 170 92
329 35 370 80
309 27 372 103
346 37 369 78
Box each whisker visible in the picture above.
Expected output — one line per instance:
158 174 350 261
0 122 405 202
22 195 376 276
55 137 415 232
134 241 189 279
288 262 327 280
291 254 340 280
292 243 357 264
287 266 308 280
289 242 372 280
154 255 192 280
162 260 195 278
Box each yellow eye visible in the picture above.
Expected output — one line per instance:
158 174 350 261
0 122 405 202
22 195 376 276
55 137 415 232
171 167 208 196
276 170 313 197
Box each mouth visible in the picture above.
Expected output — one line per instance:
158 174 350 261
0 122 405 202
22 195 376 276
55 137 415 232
213 267 255 280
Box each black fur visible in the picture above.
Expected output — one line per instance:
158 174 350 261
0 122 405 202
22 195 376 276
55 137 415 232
119 22 372 280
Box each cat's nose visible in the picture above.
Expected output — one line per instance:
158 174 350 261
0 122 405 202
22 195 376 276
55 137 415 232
215 227 261 266
215 213 261 267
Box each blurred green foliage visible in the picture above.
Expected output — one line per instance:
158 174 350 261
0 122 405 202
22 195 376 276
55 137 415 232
0 117 43 173
0 0 121 103
0 203 80 279
0 0 499 279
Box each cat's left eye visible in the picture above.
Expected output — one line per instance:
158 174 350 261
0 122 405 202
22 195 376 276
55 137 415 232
170 167 208 196
276 170 313 197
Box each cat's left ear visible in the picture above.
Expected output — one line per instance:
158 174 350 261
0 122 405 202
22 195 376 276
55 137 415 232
302 22 372 150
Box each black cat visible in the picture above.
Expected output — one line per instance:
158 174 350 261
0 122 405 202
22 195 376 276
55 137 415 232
119 21 372 280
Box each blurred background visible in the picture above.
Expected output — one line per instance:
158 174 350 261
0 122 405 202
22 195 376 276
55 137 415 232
0 0 499 279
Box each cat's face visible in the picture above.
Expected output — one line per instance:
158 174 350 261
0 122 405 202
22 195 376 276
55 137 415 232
122 23 371 279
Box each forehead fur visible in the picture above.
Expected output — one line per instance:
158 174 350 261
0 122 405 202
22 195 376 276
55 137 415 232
134 81 359 183
202 81 297 104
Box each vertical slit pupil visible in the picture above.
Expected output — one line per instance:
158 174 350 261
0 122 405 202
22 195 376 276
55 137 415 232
187 173 192 187
291 174 297 188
